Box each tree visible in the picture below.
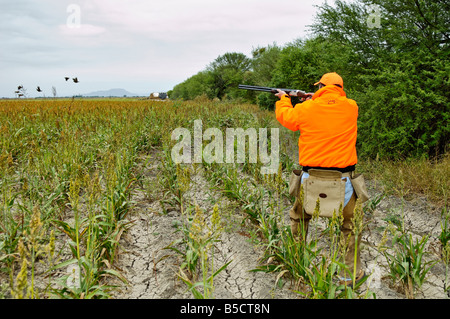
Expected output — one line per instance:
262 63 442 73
250 43 281 86
310 0 449 158
170 52 252 101
206 52 252 100
170 71 214 100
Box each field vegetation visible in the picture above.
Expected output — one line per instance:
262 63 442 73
0 97 448 299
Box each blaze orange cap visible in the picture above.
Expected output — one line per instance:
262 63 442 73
314 72 344 88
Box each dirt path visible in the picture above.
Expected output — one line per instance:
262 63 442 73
111 151 298 299
111 150 448 299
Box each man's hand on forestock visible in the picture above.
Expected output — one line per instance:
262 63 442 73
275 89 287 99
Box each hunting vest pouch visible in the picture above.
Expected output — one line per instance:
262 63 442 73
350 173 370 203
303 169 345 218
289 169 303 197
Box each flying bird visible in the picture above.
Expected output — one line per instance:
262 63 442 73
65 77 70 81
73 77 79 83
18 85 23 90
37 86 42 92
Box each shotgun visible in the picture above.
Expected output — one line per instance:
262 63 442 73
238 84 311 98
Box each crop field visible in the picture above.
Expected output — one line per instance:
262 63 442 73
0 97 448 299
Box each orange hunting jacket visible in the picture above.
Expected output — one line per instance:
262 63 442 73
275 85 358 168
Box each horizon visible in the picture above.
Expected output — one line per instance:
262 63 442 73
0 88 150 99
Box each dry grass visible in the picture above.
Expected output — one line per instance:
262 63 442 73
359 153 449 207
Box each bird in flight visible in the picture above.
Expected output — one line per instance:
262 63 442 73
37 86 42 92
65 77 70 81
73 77 79 83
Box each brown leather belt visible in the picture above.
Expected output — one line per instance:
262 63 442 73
302 165 355 174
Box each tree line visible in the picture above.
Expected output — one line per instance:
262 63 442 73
168 0 449 160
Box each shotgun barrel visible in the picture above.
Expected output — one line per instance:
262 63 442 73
238 84 307 97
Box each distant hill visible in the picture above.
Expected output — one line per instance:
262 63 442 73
83 88 143 97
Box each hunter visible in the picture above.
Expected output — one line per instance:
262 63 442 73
274 72 368 286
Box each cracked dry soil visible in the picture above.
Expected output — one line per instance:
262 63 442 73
110 150 449 300
111 151 298 299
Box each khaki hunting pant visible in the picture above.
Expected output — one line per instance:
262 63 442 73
289 192 361 277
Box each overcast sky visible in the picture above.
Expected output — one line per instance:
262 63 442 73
0 0 325 98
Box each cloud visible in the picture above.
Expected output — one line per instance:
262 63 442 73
0 0 324 98
58 23 106 37
76 0 316 43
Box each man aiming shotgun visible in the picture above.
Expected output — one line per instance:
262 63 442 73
273 72 369 287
